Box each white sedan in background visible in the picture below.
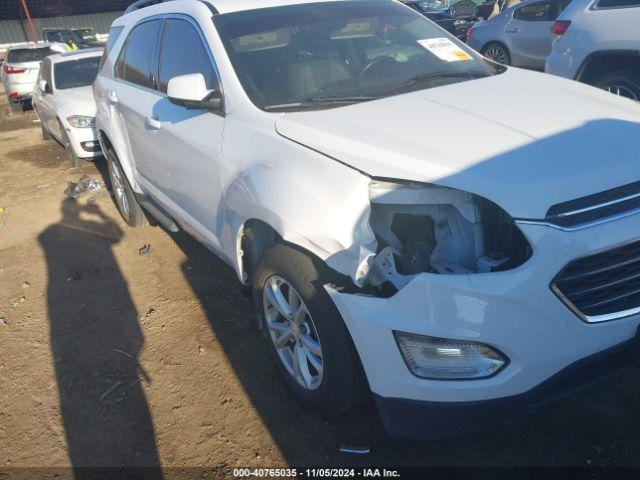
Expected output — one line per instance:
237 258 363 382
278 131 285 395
32 48 103 166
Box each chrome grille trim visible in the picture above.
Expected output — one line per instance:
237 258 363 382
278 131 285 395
552 238 640 323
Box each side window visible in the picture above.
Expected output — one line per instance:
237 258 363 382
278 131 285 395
99 25 124 69
158 19 219 93
596 0 640 7
120 20 162 88
513 0 553 19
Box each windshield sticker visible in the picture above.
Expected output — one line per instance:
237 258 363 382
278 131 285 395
417 38 472 62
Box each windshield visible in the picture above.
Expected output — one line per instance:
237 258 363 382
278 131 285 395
214 0 502 111
53 56 101 90
7 47 53 63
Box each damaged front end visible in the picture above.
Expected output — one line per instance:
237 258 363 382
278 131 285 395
359 181 532 295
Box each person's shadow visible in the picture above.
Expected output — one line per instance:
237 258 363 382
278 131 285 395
38 198 161 477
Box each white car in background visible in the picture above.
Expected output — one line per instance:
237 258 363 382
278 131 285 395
546 0 640 100
96 0 640 440
32 48 103 166
1 42 65 113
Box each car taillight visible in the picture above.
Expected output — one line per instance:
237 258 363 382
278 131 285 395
3 65 27 74
467 26 476 42
551 20 571 36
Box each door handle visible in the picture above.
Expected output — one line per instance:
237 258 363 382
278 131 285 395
107 90 118 105
146 116 162 130
506 28 520 33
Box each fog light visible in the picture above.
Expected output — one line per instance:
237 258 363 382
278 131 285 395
394 331 508 380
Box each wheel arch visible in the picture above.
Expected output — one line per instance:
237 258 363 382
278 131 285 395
575 50 640 83
98 129 142 193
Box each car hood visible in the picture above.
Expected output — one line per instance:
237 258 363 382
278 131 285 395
55 86 96 118
275 68 640 219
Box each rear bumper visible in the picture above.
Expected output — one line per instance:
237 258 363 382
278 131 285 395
375 335 638 440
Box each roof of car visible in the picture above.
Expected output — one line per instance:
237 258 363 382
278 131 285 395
122 0 380 17
47 48 104 64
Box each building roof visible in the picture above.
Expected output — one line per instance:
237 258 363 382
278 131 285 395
0 0 131 21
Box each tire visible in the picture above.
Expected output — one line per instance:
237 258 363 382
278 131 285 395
105 147 148 228
41 122 51 140
481 42 510 66
592 69 640 101
9 102 23 114
58 120 82 167
253 243 368 416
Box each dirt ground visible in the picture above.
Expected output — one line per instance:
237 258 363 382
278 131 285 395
2 84 640 477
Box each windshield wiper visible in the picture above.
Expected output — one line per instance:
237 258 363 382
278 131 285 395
264 96 377 111
381 71 490 95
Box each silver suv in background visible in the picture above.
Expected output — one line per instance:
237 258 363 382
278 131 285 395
546 0 640 100
467 0 571 68
1 43 65 112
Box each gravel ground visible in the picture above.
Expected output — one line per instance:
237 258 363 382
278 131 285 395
2 84 640 478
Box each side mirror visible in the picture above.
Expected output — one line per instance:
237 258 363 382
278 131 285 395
167 73 223 113
39 79 51 94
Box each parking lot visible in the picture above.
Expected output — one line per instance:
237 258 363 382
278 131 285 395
2 78 640 474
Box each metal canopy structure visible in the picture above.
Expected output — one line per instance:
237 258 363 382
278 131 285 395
0 0 132 21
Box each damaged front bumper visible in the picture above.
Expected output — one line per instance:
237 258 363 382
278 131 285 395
326 214 640 439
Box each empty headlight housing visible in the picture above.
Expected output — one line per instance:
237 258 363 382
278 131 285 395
394 331 508 379
67 115 95 128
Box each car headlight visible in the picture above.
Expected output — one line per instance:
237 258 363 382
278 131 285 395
394 331 508 379
67 115 95 128
366 181 531 292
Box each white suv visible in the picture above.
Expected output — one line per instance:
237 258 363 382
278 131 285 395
96 0 640 440
546 0 640 99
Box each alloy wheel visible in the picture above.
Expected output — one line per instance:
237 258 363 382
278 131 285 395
263 275 324 391
484 46 508 65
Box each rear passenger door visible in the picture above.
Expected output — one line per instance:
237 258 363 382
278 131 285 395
142 16 226 251
506 0 555 68
111 19 162 175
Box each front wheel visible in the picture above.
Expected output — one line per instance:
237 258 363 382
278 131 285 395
592 69 640 101
58 120 82 167
253 244 368 416
105 148 148 228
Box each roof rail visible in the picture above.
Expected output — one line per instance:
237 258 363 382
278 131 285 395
124 0 218 14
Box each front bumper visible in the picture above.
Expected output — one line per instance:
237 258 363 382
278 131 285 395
66 126 102 158
375 335 637 440
327 211 640 435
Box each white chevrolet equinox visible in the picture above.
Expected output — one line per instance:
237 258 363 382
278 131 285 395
95 0 640 440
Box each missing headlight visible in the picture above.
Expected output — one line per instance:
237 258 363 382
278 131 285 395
367 181 532 293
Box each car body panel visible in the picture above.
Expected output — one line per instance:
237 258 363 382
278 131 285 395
275 67 640 219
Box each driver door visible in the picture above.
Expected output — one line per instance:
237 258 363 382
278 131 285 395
142 17 226 251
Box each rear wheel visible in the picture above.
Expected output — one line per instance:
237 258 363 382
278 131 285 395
105 147 148 228
58 120 82 167
592 69 640 101
253 243 368 416
482 43 510 66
